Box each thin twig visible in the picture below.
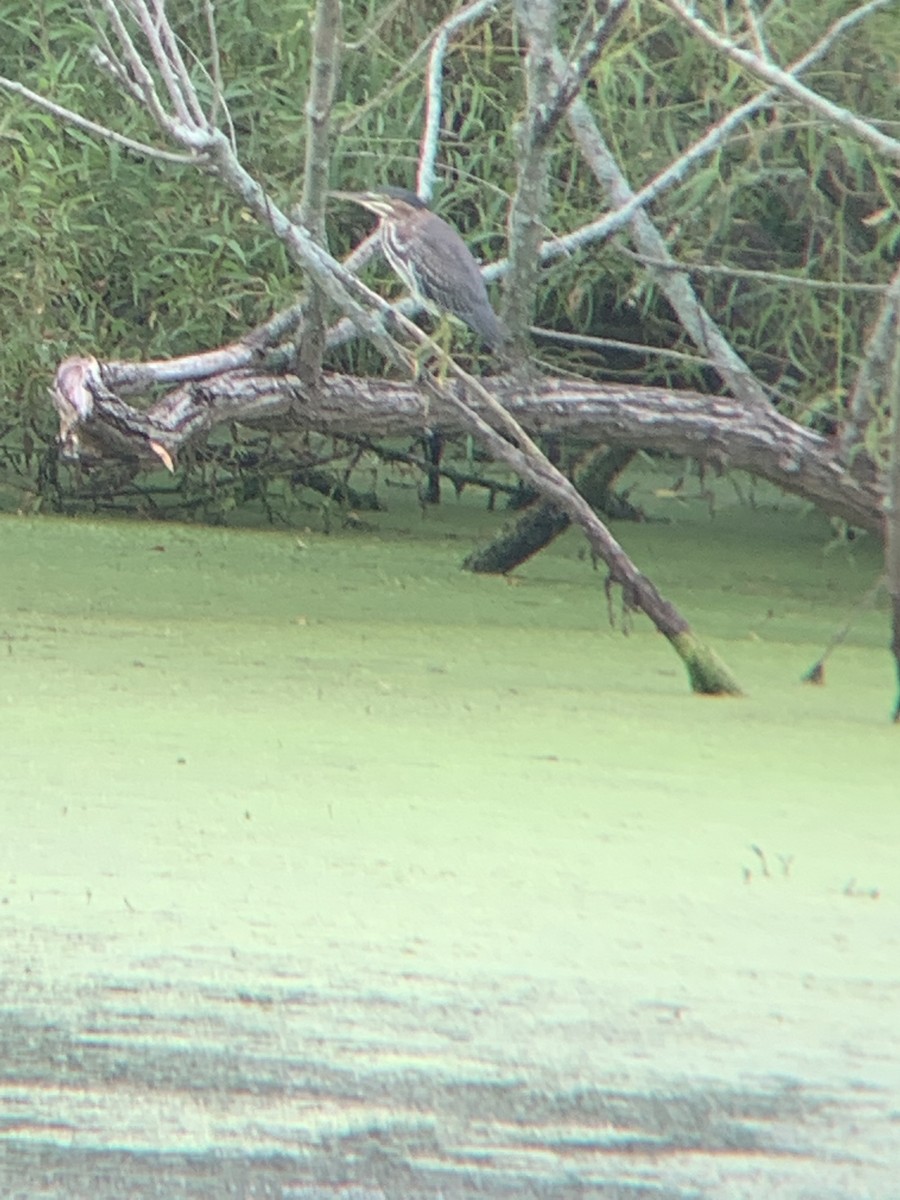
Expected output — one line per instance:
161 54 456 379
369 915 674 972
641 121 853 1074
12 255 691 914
94 0 172 129
0 75 199 164
509 0 897 270
660 0 900 164
556 48 771 410
801 573 885 684
533 327 757 371
203 0 229 140
418 0 500 200
738 0 770 62
340 0 501 140
620 249 890 294
83 7 146 104
149 0 209 127
129 0 204 129
535 0 630 143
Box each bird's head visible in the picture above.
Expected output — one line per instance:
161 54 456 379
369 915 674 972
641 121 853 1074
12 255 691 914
330 186 427 222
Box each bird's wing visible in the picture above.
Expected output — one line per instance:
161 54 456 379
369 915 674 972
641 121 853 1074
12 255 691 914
412 221 506 347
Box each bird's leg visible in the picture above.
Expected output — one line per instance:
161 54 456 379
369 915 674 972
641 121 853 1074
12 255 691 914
406 314 454 384
430 315 456 384
408 337 433 381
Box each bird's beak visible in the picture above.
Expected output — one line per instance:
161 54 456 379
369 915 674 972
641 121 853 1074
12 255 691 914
330 191 391 221
329 190 372 208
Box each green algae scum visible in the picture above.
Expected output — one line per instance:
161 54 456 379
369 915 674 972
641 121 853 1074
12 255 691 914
2 473 898 1196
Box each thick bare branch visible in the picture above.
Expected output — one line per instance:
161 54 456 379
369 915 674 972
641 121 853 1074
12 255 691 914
840 261 900 465
51 362 882 535
83 305 304 396
297 0 342 389
504 0 558 339
301 0 341 231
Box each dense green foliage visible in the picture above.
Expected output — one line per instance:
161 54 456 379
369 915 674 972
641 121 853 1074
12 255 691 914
1 0 898 516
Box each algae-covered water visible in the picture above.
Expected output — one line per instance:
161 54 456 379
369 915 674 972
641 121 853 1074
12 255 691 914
2 471 898 1197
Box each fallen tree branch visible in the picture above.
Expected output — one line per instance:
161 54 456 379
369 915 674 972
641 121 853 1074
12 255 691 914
52 359 882 533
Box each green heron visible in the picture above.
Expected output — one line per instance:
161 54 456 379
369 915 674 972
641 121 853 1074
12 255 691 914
332 186 507 351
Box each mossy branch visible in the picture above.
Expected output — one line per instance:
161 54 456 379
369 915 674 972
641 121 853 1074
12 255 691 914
670 633 744 698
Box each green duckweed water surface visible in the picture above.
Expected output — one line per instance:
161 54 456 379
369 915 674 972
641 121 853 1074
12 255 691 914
2 473 898 1193
3 478 897 928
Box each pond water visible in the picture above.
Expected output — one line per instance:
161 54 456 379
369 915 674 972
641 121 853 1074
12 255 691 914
1 470 897 1196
